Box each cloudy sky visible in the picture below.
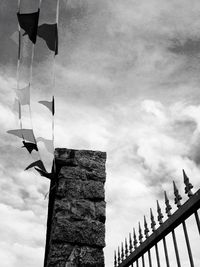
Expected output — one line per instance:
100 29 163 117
1 0 200 266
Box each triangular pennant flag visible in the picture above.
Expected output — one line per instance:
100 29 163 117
38 96 54 115
25 160 46 172
35 167 54 180
37 137 54 154
37 24 58 55
10 31 18 46
13 98 21 119
22 141 38 154
17 10 40 44
7 129 36 143
16 84 30 105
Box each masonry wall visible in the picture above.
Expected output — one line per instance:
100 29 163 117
45 148 106 267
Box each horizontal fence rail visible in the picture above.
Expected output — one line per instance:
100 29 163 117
114 170 200 267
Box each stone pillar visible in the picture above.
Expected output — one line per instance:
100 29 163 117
45 148 106 267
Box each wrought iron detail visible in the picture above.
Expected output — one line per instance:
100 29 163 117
114 171 200 267
133 228 138 249
183 169 193 198
114 250 117 267
129 233 133 253
150 208 156 232
144 216 149 238
164 191 172 217
121 242 124 261
173 181 182 208
139 222 143 244
125 238 128 257
157 200 164 225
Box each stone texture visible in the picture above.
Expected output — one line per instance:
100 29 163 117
46 148 106 267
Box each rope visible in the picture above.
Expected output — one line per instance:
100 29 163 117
16 0 25 141
27 2 44 164
52 0 60 175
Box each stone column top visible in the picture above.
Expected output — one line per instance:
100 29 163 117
55 148 107 183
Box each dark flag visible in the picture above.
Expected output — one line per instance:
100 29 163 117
22 141 38 154
38 96 55 115
37 24 58 55
25 160 46 172
17 10 40 44
35 168 54 180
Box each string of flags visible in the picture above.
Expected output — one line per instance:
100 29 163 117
7 0 60 180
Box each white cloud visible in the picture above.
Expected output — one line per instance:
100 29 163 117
1 0 200 266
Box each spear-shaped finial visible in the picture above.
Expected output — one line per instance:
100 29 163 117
173 181 182 208
139 222 143 244
114 250 117 267
125 238 128 257
144 216 149 238
121 242 124 261
183 169 193 198
150 208 156 232
129 232 133 253
157 200 164 225
164 191 172 217
118 246 121 265
133 228 138 249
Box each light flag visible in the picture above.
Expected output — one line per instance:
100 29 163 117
16 84 30 105
7 129 36 144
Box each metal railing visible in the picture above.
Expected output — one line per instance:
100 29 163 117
114 170 200 267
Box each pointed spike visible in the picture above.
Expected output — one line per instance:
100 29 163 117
118 246 121 265
139 222 143 244
114 250 117 267
125 238 128 257
173 181 182 208
183 169 193 198
121 242 124 261
150 208 156 232
157 200 164 225
133 228 138 249
144 215 149 238
164 191 172 217
129 233 133 253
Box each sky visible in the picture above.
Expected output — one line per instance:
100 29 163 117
1 0 200 266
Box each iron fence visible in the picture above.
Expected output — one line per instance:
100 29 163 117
114 170 200 267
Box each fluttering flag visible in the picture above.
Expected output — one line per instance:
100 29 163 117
17 10 40 44
22 141 38 154
38 96 55 115
34 168 54 180
16 84 30 105
37 137 54 154
37 24 58 55
13 98 21 119
10 31 18 46
25 160 46 172
7 129 36 143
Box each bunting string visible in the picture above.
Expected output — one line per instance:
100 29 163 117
26 1 44 166
52 0 60 175
17 0 43 165
8 0 60 178
16 0 25 141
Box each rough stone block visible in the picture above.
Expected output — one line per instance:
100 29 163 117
45 149 106 267
52 217 105 247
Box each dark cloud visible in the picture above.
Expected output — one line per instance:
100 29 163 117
169 38 200 56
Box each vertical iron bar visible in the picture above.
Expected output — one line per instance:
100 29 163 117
194 211 200 235
182 221 194 267
136 259 139 267
163 236 170 267
171 230 181 267
155 243 161 267
147 250 152 267
142 255 145 267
